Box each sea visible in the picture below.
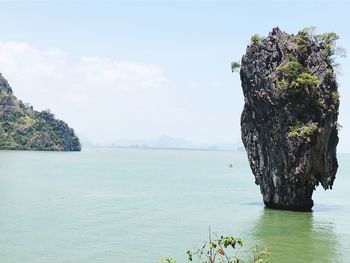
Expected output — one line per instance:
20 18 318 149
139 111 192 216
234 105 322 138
0 149 349 263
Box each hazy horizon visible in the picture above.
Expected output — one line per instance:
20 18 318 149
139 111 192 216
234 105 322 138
1 1 349 152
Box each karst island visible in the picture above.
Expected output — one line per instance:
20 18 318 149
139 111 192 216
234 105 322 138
0 73 81 151
234 27 341 211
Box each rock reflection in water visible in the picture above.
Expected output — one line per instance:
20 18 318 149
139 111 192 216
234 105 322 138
248 208 339 263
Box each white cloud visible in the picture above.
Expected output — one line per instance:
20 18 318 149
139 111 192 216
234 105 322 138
0 41 242 146
0 41 171 143
210 81 221 87
188 81 200 88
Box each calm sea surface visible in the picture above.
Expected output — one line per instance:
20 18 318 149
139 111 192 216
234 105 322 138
0 149 349 263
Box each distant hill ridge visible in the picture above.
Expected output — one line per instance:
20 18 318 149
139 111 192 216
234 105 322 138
0 73 81 151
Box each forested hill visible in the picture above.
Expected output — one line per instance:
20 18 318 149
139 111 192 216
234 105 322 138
0 73 81 151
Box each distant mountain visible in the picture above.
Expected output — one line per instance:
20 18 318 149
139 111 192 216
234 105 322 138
206 142 245 151
152 135 193 148
81 135 243 151
0 73 81 151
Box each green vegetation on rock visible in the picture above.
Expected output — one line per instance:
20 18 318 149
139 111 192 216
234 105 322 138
250 34 263 45
274 28 344 141
276 61 304 80
288 121 318 141
276 61 321 104
231 61 241 72
0 73 81 151
293 27 346 66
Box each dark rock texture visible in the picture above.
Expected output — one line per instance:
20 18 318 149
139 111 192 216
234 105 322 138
240 28 339 211
0 73 81 151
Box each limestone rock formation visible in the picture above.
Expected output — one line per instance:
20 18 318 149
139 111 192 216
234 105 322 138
240 28 339 211
0 73 81 151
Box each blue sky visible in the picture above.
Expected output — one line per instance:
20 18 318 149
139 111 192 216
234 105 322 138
0 1 349 151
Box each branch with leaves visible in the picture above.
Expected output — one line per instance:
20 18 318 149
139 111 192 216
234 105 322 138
159 229 270 263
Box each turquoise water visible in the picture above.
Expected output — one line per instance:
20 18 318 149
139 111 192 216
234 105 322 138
0 149 349 262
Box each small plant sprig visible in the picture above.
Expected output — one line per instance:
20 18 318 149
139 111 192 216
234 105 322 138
158 257 176 263
231 61 241 72
159 228 270 263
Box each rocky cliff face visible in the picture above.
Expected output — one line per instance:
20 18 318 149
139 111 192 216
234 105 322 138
240 28 339 211
0 73 81 151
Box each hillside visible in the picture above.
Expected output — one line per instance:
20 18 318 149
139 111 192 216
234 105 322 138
0 73 81 151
